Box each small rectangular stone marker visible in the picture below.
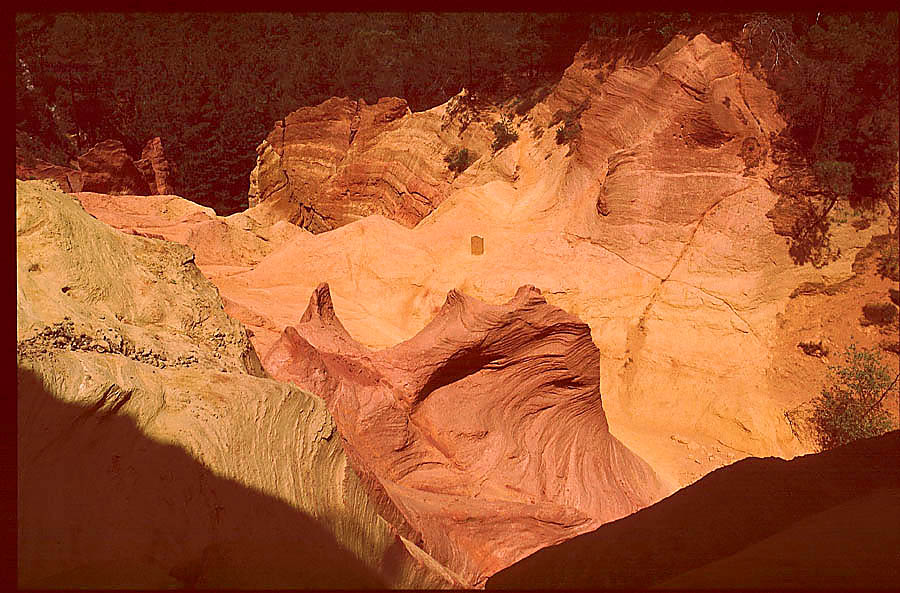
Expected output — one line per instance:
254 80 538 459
471 235 484 255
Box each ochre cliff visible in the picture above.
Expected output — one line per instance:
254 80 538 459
75 34 898 489
262 282 665 587
47 31 899 589
16 180 451 589
247 93 502 231
16 137 177 197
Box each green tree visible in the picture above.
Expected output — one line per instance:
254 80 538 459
775 13 898 205
809 344 898 451
16 12 596 214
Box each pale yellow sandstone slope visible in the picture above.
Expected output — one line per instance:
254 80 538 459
16 180 451 589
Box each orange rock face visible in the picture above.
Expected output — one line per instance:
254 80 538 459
134 136 178 195
249 96 462 231
17 137 179 197
77 139 151 195
262 283 665 587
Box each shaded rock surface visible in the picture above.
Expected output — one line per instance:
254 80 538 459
262 282 666 587
487 431 900 590
134 136 179 195
77 139 151 195
16 137 178 197
17 181 262 375
16 180 450 589
16 149 84 192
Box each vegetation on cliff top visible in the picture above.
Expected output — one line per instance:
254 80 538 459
16 13 587 214
16 12 898 220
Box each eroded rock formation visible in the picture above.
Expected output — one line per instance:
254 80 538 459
19 28 900 590
262 282 665 587
73 192 308 269
247 93 501 231
58 28 898 575
75 34 898 490
16 180 450 589
134 136 179 195
77 139 151 195
16 150 84 192
16 137 177 197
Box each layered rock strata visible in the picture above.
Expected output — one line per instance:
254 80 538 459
16 137 177 197
262 282 666 587
16 180 449 589
247 94 501 231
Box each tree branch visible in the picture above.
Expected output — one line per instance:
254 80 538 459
861 371 900 419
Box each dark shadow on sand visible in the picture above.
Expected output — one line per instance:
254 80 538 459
488 430 900 590
17 364 387 589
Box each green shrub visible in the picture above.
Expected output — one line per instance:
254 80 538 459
491 118 518 153
878 242 899 281
555 120 583 146
444 147 475 174
549 98 589 153
861 302 899 327
809 344 896 451
813 160 855 197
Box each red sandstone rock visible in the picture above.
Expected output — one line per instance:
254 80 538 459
77 139 150 195
16 153 83 192
262 282 665 587
249 96 456 232
16 138 177 196
134 137 178 195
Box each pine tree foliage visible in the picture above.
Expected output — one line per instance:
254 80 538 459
15 13 587 214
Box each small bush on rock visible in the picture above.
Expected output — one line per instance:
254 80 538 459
878 241 899 281
491 118 518 153
813 160 856 198
809 344 896 451
444 147 475 174
555 120 583 146
550 98 589 154
861 302 899 327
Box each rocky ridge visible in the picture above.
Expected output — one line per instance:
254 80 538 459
263 282 665 587
16 137 178 196
16 180 450 589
